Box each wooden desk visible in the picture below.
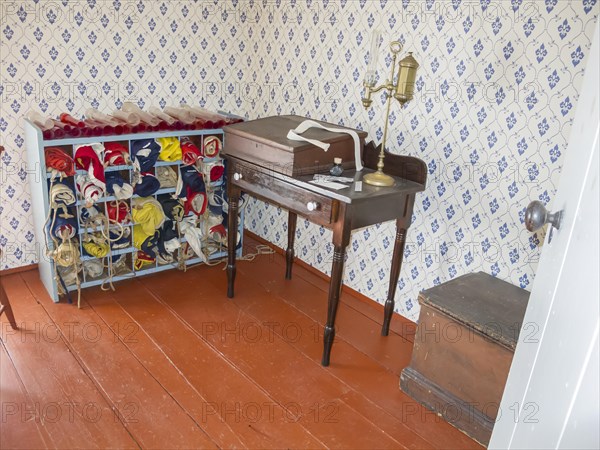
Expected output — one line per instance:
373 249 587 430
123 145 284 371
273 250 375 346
226 144 427 366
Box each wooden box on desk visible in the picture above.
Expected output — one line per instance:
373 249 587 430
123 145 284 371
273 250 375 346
222 115 367 176
400 272 530 446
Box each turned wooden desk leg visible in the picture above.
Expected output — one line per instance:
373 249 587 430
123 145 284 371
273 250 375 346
0 282 17 330
322 244 347 366
226 188 240 298
285 212 297 280
382 219 408 336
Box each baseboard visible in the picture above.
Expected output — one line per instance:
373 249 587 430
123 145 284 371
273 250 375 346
400 366 493 446
245 230 417 343
0 263 37 277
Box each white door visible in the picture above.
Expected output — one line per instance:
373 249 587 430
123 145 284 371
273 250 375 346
489 23 599 449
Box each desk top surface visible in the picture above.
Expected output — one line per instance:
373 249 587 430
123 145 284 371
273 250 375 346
294 168 425 203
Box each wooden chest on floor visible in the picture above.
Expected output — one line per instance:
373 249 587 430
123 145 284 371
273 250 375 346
400 272 530 446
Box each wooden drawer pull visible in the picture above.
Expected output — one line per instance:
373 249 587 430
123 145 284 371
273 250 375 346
306 201 319 212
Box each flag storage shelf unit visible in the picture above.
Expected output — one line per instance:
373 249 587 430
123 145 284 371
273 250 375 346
25 119 243 303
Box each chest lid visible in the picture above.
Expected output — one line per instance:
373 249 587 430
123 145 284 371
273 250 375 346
419 272 530 350
223 115 368 153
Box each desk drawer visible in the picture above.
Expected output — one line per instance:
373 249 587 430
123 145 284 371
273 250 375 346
229 160 335 226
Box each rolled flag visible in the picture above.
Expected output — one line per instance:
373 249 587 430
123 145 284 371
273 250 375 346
57 263 81 285
157 195 184 222
131 139 160 172
206 212 226 244
156 165 178 188
84 259 104 278
60 113 85 128
86 108 127 134
134 250 155 270
207 185 225 215
79 205 101 225
110 227 131 249
157 137 183 161
200 158 225 187
180 138 202 165
74 143 106 191
105 172 133 200
148 106 178 126
106 200 130 224
203 136 222 158
111 254 128 274
49 181 76 207
140 231 160 258
157 252 175 265
134 172 160 197
49 214 78 240
122 102 161 127
54 240 81 269
132 197 165 236
104 142 130 166
209 223 227 244
157 220 180 260
133 224 151 250
179 216 206 262
83 233 110 258
163 106 196 125
184 188 207 216
177 165 205 198
76 174 105 205
45 147 75 176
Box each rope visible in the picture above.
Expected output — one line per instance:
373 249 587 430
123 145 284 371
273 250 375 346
186 244 274 270
44 174 82 306
101 201 116 292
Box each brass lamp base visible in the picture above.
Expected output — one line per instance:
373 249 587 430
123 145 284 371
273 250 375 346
363 171 395 187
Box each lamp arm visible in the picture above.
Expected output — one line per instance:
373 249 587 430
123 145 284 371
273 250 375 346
366 83 393 94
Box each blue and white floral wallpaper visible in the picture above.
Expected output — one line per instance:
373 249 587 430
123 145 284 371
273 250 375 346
1 0 598 321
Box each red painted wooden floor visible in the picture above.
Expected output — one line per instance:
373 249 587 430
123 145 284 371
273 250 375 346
0 238 482 449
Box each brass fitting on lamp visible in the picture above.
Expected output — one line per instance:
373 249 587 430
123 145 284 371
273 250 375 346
361 89 373 108
394 52 419 105
361 41 419 187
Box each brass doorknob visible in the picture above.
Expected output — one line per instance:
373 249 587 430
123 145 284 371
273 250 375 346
525 201 563 232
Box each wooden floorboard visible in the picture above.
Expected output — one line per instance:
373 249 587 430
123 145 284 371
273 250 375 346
190 258 479 450
246 231 418 343
1 274 138 449
138 269 415 449
0 243 483 450
21 270 217 449
0 343 51 449
236 248 413 375
81 278 323 449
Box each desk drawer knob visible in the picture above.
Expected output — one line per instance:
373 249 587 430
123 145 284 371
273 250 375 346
306 201 319 212
233 172 243 181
